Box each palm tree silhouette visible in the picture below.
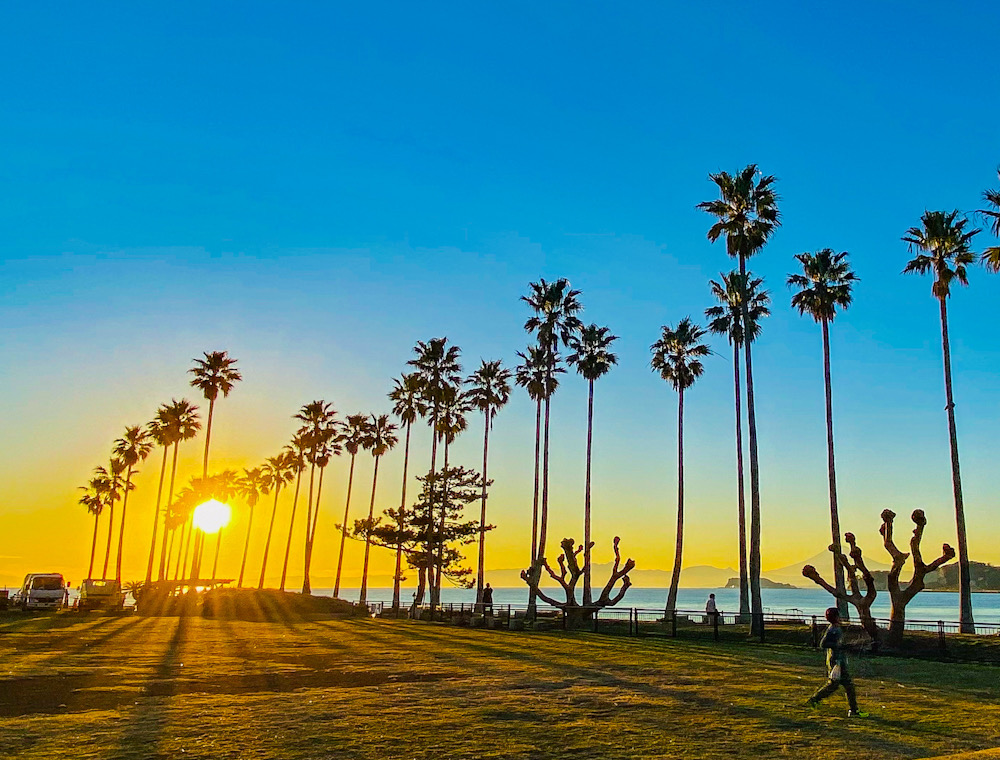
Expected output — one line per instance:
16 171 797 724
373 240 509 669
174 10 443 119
111 425 154 583
258 452 295 589
279 431 309 591
705 272 769 621
566 325 618 606
788 249 858 619
144 415 177 584
359 414 399 604
306 429 341 591
515 344 563 615
903 209 981 633
651 318 710 614
522 278 582 613
236 466 269 587
388 373 427 609
79 476 106 580
698 165 780 634
980 168 1000 272
155 399 201 580
188 350 242 479
294 400 340 594
96 460 130 580
466 359 513 610
334 414 373 598
432 383 472 604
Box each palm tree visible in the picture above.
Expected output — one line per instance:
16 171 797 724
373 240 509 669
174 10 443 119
788 249 858 619
96 460 129 580
515 344 563 615
698 165 780 634
359 414 399 604
306 431 341 590
705 272 770 620
388 373 427 609
155 399 201 580
979 167 1000 272
111 425 154 583
236 466 269 587
903 209 981 633
79 477 105 580
651 318 710 614
294 400 339 594
279 431 309 591
144 416 177 584
188 350 242 478
465 360 513 610
522 279 583 583
566 325 618 606
258 452 295 589
432 383 472 603
334 414 372 598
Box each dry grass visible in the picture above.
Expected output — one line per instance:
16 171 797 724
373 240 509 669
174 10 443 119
0 612 998 759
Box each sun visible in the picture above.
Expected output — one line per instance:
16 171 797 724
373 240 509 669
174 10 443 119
192 499 232 534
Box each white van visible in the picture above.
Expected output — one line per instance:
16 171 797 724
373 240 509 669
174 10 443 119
13 573 68 610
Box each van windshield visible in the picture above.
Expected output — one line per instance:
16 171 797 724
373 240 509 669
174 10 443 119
31 577 64 591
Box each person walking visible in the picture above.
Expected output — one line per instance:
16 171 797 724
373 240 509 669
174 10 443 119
807 607 867 717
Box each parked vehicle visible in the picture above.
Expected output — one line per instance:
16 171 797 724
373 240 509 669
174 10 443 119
13 573 68 610
78 579 124 611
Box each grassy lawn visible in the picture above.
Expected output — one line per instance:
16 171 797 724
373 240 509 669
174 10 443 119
0 613 998 759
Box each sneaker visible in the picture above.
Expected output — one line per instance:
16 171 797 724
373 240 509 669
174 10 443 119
805 699 819 710
847 710 869 718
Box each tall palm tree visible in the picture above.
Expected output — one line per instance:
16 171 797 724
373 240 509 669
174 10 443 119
144 416 177 584
407 337 462 608
294 400 339 594
359 414 399 604
307 432 341 588
334 414 372 598
515 344 563 615
566 325 618 606
79 477 105 580
236 466 269 587
432 383 472 603
698 165 780 634
903 209 981 633
155 399 201 580
979 167 1000 272
788 249 858 619
188 350 241 478
279 431 309 591
388 373 427 609
96 460 129 580
111 425 154 583
466 360 513 610
258 452 295 589
705 272 769 620
651 318 710 614
522 279 583 589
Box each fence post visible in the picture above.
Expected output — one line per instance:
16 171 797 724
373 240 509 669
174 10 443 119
593 608 599 634
759 613 765 644
507 604 512 630
713 610 719 641
634 608 639 637
628 607 633 636
671 610 677 638
811 615 818 648
938 620 947 654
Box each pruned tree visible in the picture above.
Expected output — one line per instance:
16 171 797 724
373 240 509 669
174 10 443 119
520 536 634 627
880 508 956 646
802 532 879 640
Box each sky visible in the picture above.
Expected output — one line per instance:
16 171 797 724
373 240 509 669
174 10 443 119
1 3 999 593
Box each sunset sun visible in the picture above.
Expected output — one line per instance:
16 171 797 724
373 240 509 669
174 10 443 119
192 499 231 535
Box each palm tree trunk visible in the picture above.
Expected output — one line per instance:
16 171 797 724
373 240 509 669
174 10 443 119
258 484 282 589
434 439 451 604
301 460 317 594
732 343 750 620
426 409 439 612
527 397 542 616
303 464 326 592
102 500 115 580
665 387 684 613
145 445 169 584
359 456 381 604
238 502 255 587
476 407 491 609
822 319 849 619
583 380 595 607
173 519 188 580
740 256 764 637
538 396 552 566
279 465 303 591
393 422 412 610
333 454 357 598
115 466 134 583
939 297 975 633
88 511 100 579
202 398 215 479
211 530 223 580
179 520 194 581
158 441 181 580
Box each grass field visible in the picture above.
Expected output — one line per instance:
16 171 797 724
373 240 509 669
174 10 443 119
1 613 998 759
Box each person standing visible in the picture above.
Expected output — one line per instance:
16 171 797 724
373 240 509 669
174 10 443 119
482 582 494 615
705 593 719 623
807 607 867 717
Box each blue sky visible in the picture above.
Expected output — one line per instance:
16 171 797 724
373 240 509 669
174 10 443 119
1 3 999 586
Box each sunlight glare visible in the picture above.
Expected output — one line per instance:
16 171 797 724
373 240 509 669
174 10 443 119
192 499 231 534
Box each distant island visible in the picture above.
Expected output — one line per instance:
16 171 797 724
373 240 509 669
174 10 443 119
725 577 798 590
870 561 1000 592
